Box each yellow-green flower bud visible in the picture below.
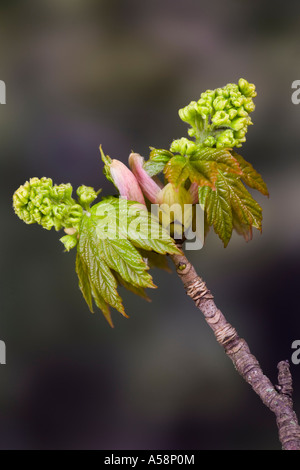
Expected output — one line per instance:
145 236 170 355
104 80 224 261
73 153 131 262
234 128 246 138
213 96 228 111
201 90 215 102
228 108 238 120
216 129 236 148
178 101 198 124
231 96 244 108
77 185 98 209
211 111 231 126
244 98 255 113
238 78 256 98
230 117 248 131
170 138 196 156
60 234 78 251
237 106 248 117
203 136 216 147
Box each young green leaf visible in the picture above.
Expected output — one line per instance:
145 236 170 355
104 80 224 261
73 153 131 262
78 219 126 317
199 170 263 246
75 252 93 313
113 271 151 302
198 181 233 247
163 147 242 190
187 158 219 188
232 210 253 242
221 171 262 231
76 197 181 325
231 151 269 196
163 155 191 187
196 147 242 176
143 148 173 177
97 237 155 288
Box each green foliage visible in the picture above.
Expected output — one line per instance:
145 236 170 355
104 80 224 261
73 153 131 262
144 78 268 246
231 151 269 196
13 176 181 325
199 170 263 246
164 147 241 189
12 78 269 326
76 197 181 325
143 148 173 177
161 144 267 246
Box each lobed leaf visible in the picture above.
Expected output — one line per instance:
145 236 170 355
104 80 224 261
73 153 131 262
196 147 242 176
198 181 233 247
113 271 151 302
144 148 174 177
76 197 181 325
163 147 243 190
187 158 218 188
199 169 263 246
220 171 262 231
164 155 190 187
231 151 269 196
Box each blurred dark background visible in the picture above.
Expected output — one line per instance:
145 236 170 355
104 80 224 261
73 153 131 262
1 0 300 450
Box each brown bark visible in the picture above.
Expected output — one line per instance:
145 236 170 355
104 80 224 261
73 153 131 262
170 245 300 450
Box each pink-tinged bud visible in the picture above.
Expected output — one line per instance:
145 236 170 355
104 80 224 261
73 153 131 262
129 153 162 203
188 182 199 204
110 159 146 205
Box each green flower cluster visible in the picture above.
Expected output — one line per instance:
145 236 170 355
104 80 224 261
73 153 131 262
13 177 84 231
13 178 99 250
171 78 256 153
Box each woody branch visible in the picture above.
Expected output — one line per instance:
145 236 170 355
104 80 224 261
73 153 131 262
171 244 300 450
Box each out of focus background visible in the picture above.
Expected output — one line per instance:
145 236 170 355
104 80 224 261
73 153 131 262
1 0 300 450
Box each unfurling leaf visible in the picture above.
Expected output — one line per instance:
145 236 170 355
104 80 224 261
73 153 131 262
113 271 151 302
148 143 268 247
143 148 173 177
199 170 263 246
198 179 233 247
164 147 242 190
76 197 181 325
231 151 269 197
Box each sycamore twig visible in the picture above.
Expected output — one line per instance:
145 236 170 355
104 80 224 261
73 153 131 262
12 79 296 449
171 244 300 450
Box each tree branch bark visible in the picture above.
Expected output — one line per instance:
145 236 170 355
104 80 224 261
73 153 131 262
170 244 300 450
